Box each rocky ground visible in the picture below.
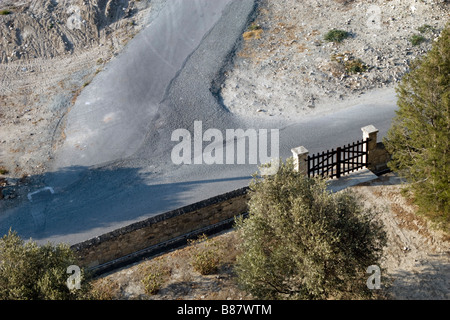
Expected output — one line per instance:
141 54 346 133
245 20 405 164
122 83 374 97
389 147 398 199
221 0 449 120
0 0 167 201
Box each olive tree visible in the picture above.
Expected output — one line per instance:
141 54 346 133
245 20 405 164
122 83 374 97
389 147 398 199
234 159 387 300
0 230 91 300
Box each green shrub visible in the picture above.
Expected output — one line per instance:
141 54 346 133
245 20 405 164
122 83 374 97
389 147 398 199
345 58 368 74
418 24 436 34
332 53 368 74
409 34 426 46
324 29 350 43
0 230 91 300
0 10 12 15
142 263 171 296
248 23 262 31
234 159 387 300
384 24 450 231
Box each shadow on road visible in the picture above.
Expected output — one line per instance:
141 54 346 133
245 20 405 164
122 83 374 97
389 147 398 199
0 163 252 245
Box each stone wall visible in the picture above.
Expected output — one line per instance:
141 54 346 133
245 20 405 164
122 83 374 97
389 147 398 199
369 141 391 173
72 187 250 271
71 125 392 274
362 125 391 174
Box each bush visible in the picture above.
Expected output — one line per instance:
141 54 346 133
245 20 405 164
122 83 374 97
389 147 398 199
189 234 222 275
409 34 427 46
141 262 171 296
384 24 449 230
234 159 387 300
345 58 368 74
332 53 368 74
0 230 91 300
418 24 436 34
248 23 262 31
324 29 350 43
0 10 12 15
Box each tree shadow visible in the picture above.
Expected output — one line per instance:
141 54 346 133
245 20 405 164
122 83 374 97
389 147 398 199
355 171 407 188
0 163 252 246
384 254 450 300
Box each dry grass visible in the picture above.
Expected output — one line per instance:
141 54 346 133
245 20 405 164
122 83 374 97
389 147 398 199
243 29 263 41
90 232 252 300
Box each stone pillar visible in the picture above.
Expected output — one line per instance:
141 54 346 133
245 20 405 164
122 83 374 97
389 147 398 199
361 125 379 171
291 146 309 175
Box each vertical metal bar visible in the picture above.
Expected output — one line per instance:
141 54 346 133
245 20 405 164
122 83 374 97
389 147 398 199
359 140 362 169
322 151 325 177
336 147 342 178
307 156 311 178
365 139 369 167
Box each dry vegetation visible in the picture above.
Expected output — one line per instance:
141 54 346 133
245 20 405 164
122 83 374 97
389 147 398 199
91 231 253 300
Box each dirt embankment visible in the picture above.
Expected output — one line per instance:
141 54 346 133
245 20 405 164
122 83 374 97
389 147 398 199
0 0 165 201
0 0 139 63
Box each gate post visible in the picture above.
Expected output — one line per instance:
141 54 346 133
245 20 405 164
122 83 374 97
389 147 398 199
361 125 379 170
336 147 342 178
291 146 309 175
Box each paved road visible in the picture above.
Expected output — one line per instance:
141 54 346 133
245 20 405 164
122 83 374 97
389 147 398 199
0 0 398 245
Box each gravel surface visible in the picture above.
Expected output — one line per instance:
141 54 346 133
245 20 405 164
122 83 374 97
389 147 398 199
221 0 449 120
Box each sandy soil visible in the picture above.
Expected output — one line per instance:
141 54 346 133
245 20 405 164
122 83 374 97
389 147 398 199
354 174 450 300
92 173 450 300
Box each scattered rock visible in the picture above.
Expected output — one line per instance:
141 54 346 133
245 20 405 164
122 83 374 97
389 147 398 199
221 0 448 119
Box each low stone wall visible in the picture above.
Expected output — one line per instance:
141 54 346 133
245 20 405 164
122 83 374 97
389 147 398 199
71 187 250 271
369 142 391 173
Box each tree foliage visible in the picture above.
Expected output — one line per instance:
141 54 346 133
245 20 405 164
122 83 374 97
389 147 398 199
384 23 449 229
234 160 387 300
0 230 91 300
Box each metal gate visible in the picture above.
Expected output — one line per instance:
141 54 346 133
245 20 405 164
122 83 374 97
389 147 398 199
307 139 370 179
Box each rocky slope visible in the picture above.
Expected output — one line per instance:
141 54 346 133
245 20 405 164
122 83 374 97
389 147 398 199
0 0 166 201
221 0 449 119
0 0 146 63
